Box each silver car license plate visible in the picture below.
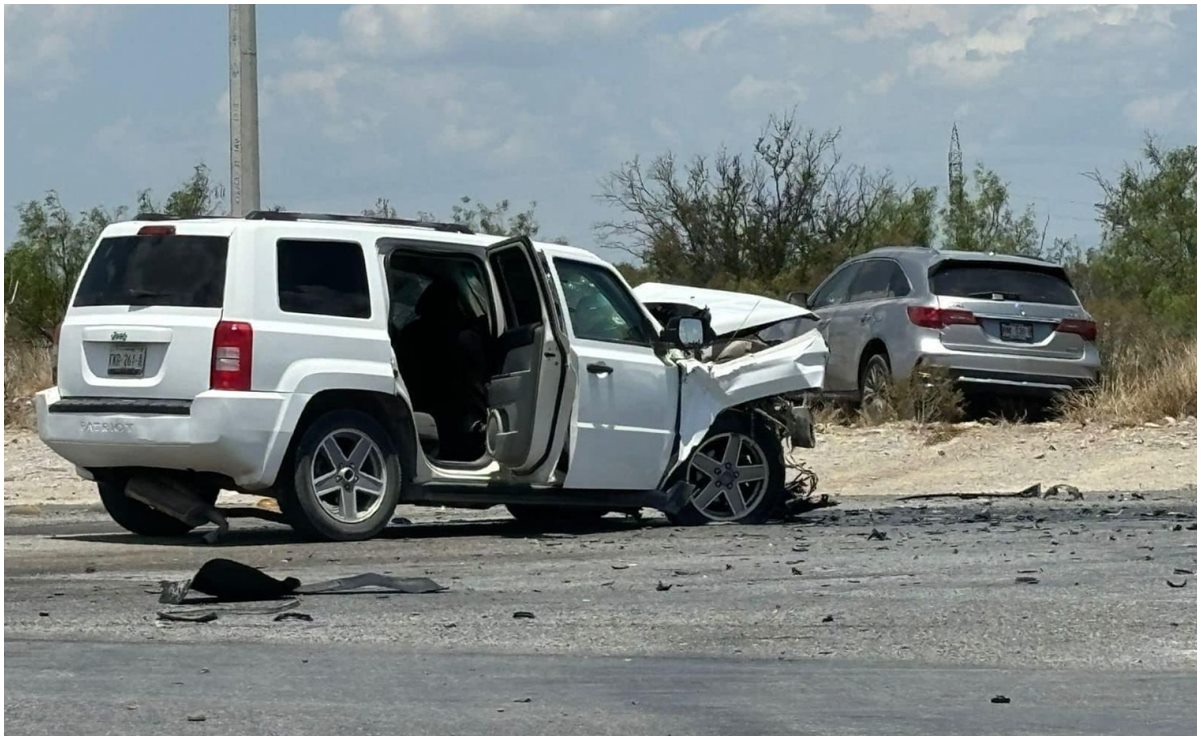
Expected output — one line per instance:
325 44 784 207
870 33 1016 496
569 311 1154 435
107 345 147 376
999 321 1034 343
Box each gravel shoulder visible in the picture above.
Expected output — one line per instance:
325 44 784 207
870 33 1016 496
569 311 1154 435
5 419 1195 510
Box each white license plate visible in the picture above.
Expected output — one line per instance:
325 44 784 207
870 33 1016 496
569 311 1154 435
999 321 1034 342
107 345 147 376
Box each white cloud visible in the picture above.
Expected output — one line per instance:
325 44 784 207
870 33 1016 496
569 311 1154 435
727 75 807 108
5 5 115 100
338 4 645 57
840 5 970 42
862 71 898 96
745 5 839 29
674 18 731 53
905 5 1178 87
1123 91 1188 128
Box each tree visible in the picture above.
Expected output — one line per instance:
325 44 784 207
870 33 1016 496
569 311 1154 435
367 195 545 238
136 164 225 217
4 164 223 344
5 194 121 343
940 165 1041 256
1072 137 1196 332
596 111 934 296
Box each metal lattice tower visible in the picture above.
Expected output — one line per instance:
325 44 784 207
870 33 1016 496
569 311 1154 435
948 123 964 210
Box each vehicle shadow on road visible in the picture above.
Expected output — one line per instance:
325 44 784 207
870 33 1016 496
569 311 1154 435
55 515 662 548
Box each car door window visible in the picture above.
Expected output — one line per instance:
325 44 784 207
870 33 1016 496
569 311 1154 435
554 259 652 345
846 260 897 304
809 264 860 308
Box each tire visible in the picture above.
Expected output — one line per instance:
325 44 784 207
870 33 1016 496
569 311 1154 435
279 409 403 541
506 504 608 530
98 476 216 537
667 414 785 526
858 352 892 421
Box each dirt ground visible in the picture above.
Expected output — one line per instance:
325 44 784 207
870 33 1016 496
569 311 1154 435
4 418 1195 510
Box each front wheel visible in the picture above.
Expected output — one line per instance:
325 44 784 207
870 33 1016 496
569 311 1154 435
280 410 403 541
667 415 785 526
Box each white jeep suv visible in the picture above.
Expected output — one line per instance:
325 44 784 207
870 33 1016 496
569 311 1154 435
36 212 828 540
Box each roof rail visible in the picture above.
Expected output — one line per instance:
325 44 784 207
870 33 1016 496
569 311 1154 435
134 213 240 222
244 210 474 234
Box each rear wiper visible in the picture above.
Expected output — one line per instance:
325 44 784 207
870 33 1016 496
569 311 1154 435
967 291 1019 300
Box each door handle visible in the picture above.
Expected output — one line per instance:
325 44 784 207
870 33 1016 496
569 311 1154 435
586 362 613 376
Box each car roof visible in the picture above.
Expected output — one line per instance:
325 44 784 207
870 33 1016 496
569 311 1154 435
858 245 1063 270
100 216 604 264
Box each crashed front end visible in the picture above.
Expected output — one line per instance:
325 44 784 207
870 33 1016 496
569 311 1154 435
634 282 828 447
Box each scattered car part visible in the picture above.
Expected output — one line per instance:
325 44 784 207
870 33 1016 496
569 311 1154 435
158 558 445 606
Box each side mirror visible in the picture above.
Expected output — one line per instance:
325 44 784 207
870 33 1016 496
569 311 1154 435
787 291 809 308
663 316 707 349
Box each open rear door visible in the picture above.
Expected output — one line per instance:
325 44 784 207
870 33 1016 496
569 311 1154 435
484 237 571 478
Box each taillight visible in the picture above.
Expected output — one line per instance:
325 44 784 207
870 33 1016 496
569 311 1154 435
1056 318 1097 342
137 224 175 236
907 306 977 329
211 320 253 391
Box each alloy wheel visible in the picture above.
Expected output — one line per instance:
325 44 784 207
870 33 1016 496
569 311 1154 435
308 428 388 524
686 432 770 522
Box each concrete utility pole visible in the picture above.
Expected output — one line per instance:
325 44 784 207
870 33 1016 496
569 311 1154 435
229 4 260 216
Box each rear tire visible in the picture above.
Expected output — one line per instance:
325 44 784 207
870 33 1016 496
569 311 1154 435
858 352 892 421
97 477 216 537
280 410 402 541
667 414 785 526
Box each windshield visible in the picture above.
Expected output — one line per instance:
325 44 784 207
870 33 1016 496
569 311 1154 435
74 234 228 308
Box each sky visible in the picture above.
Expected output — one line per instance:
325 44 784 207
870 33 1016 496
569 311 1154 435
4 4 1197 263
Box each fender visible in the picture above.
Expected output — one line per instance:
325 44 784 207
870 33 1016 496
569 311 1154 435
674 329 828 465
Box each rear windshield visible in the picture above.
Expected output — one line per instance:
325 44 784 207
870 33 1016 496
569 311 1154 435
73 235 228 308
930 263 1078 306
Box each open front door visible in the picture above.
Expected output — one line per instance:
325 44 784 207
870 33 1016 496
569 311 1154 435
484 237 570 477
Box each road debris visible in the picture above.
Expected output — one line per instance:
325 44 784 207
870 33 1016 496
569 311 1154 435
867 528 889 541
159 558 445 605
990 695 1011 704
1166 578 1188 589
186 714 206 722
512 611 536 619
273 612 313 623
1014 576 1040 585
791 567 803 575
822 614 834 623
156 611 218 623
656 581 673 592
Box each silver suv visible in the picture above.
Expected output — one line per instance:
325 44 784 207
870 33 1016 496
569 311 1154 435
797 247 1100 409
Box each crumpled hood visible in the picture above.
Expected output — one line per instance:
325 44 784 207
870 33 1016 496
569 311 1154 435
633 282 816 336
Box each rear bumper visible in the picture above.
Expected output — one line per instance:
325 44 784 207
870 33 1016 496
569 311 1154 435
916 338 1099 396
35 387 299 490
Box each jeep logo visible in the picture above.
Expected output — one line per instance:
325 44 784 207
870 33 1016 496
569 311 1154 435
80 420 132 434
110 331 127 342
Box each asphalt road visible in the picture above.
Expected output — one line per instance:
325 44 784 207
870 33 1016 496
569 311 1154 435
5 491 1197 734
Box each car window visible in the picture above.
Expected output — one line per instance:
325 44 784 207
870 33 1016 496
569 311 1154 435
489 248 544 328
809 263 860 308
847 259 909 302
554 259 652 345
74 235 228 308
930 263 1079 306
277 239 371 319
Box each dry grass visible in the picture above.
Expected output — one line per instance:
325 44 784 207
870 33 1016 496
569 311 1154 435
4 342 53 428
877 365 965 425
1059 338 1197 426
